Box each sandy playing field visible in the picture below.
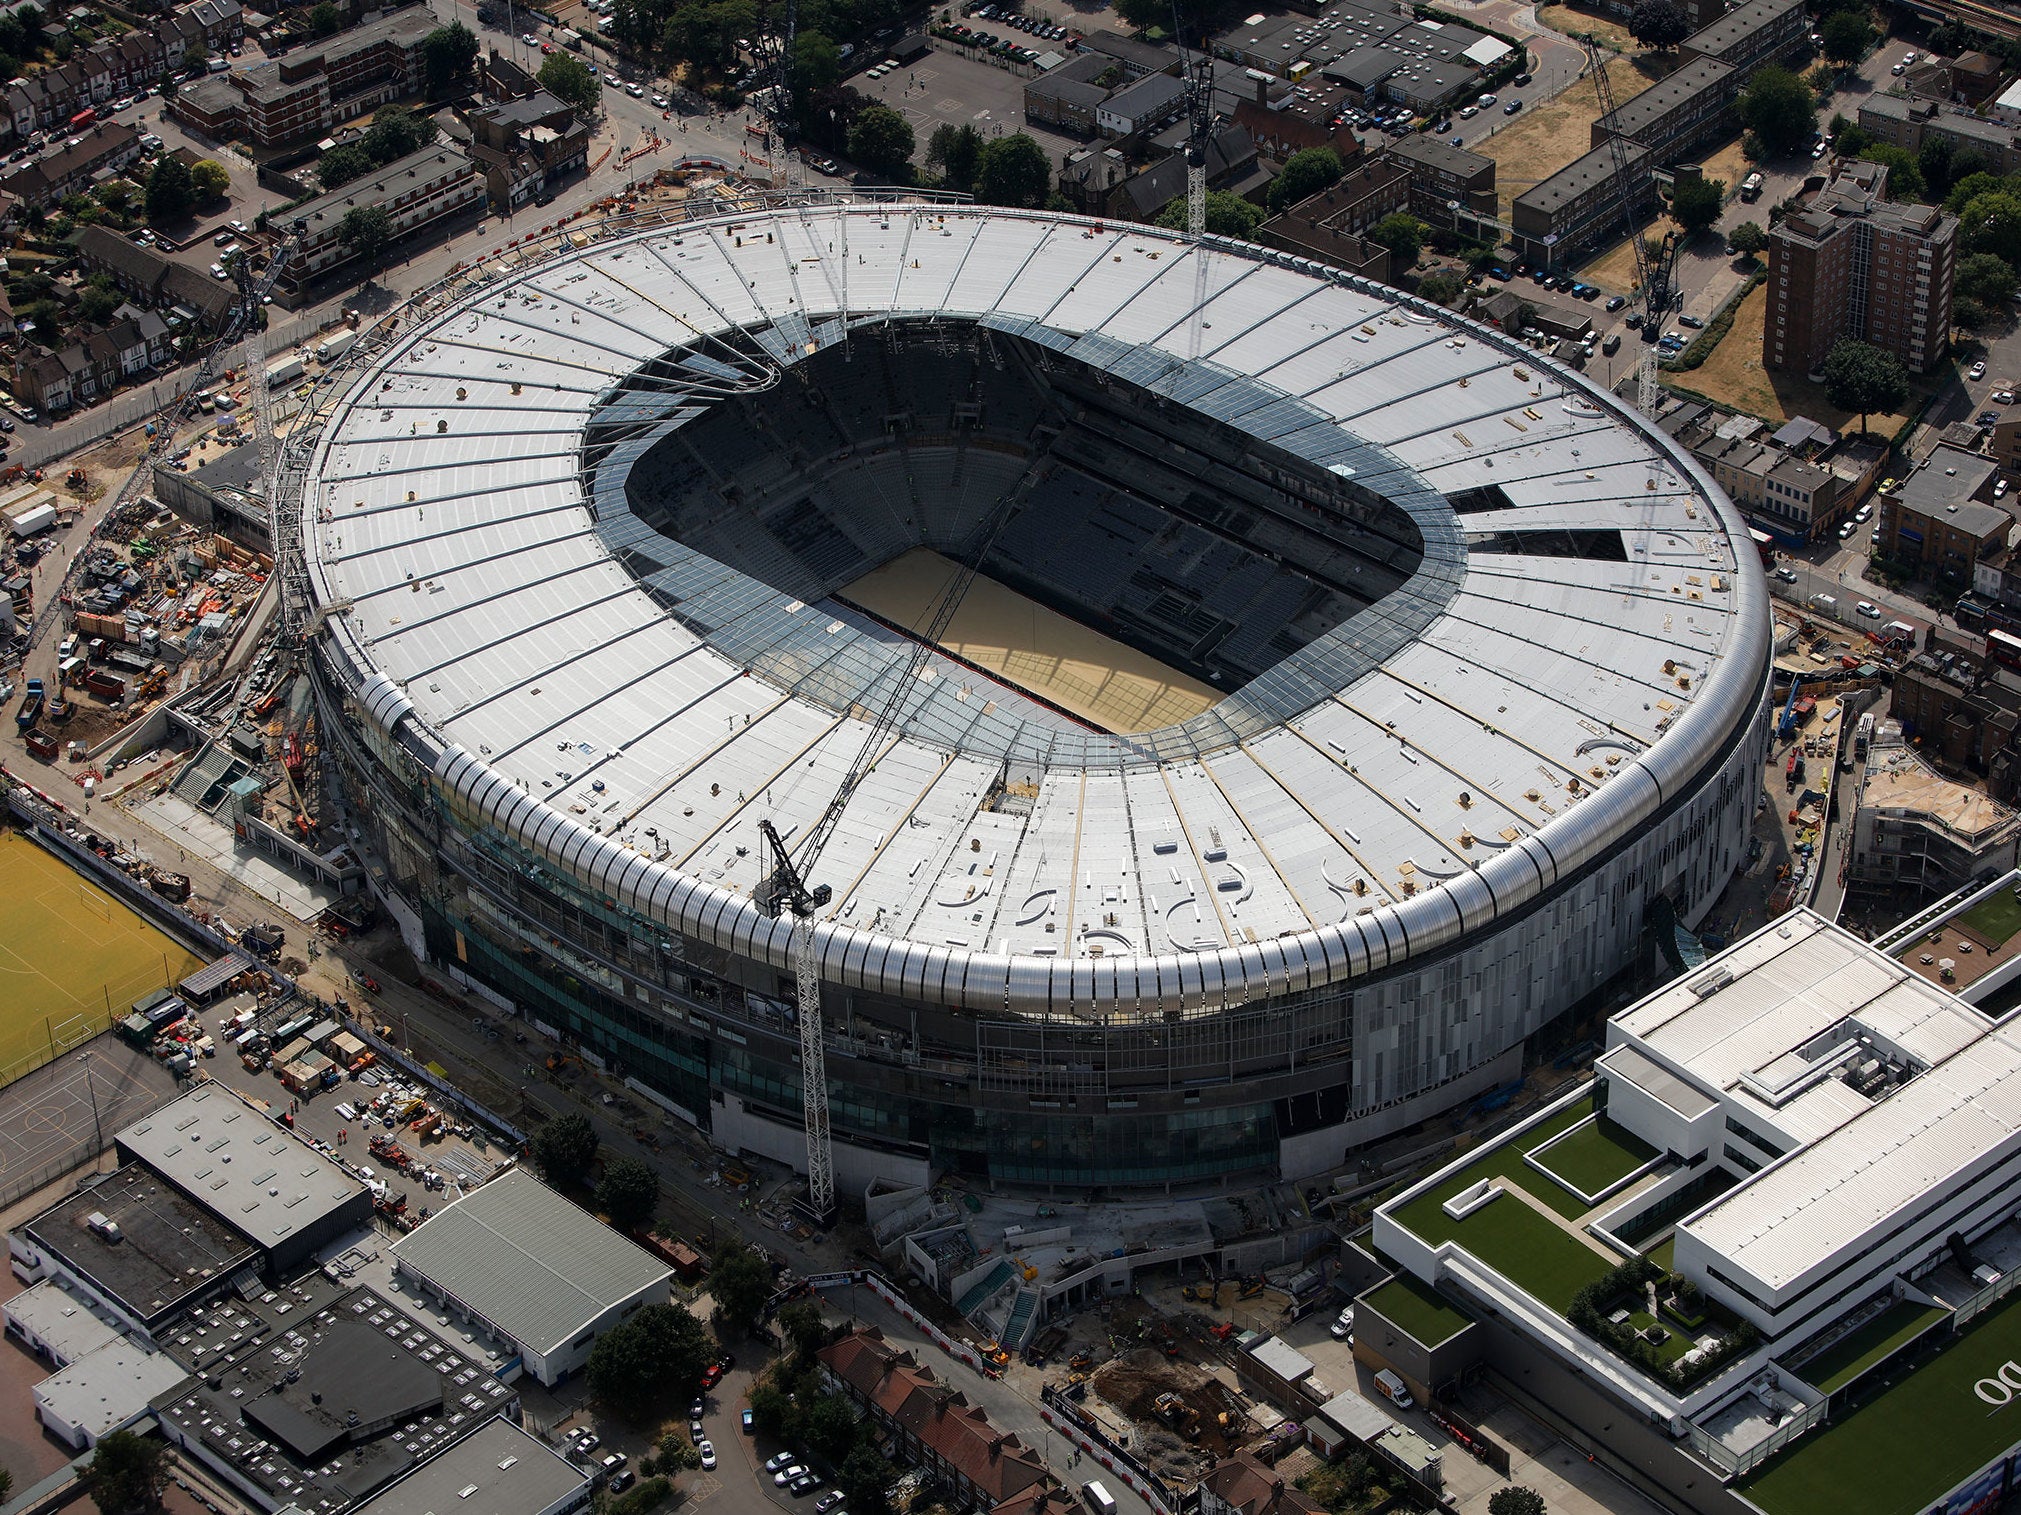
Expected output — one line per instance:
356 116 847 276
841 549 1220 733
0 832 203 1084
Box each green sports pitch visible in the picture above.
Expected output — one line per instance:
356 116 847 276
0 832 203 1083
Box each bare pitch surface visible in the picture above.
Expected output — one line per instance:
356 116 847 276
0 832 202 1082
0 1038 178 1186
841 548 1221 733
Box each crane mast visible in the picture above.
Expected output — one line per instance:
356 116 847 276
1584 37 1678 414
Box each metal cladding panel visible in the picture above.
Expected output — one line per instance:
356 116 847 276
611 851 655 902
644 868 682 918
1066 958 1099 1010
723 901 771 960
1444 869 1498 934
1090 954 1118 1007
1539 766 1666 880
359 673 415 733
1007 957 1054 1014
896 942 934 999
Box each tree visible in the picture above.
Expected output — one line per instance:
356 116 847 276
531 1110 600 1187
1958 191 2021 268
779 1299 829 1364
422 21 479 95
1416 268 1466 307
586 1301 714 1411
318 142 374 189
156 69 177 100
924 122 984 194
838 1445 896 1515
660 0 754 73
1488 1489 1547 1515
1738 66 1815 158
78 285 119 325
1670 176 1724 234
1729 220 1767 255
972 133 1051 208
98 179 133 216
1821 339 1908 435
596 1156 660 1233
1819 8 1872 65
143 153 191 223
748 1377 800 1439
790 30 840 100
1857 143 1924 200
1266 145 1343 214
1370 212 1428 268
1958 251 2018 308
1153 189 1263 237
309 1 343 34
363 104 437 164
340 204 393 263
1628 0 1691 51
538 52 599 115
708 1237 773 1335
848 103 915 180
80 1430 169 1514
189 158 229 200
804 1392 861 1463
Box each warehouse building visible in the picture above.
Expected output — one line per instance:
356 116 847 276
349 1419 591 1515
112 1082 372 1280
389 1169 672 1386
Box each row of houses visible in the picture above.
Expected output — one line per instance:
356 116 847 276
168 6 436 149
1858 90 2021 177
1510 0 1807 263
12 307 182 413
2 0 242 143
0 119 143 203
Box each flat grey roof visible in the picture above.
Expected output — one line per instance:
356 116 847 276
1892 446 2003 532
32 1338 188 1442
1597 57 1735 137
1387 134 1491 179
1515 141 1650 213
390 1169 671 1356
351 1418 589 1515
116 1083 367 1253
1682 0 1805 56
4 1279 124 1363
1601 1041 1717 1119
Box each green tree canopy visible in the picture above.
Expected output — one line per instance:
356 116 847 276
586 1302 714 1412
340 204 393 263
79 285 119 324
1959 190 2021 267
1370 211 1429 267
1729 220 1767 254
1958 250 2018 307
837 1444 897 1515
1488 1489 1547 1515
309 1 343 35
779 1299 829 1365
804 1392 862 1463
972 133 1051 208
1858 142 1924 200
1669 176 1724 234
847 103 915 179
1821 338 1908 435
709 1237 774 1335
748 1377 800 1439
1628 0 1691 50
530 1110 601 1187
1266 145 1344 214
144 153 192 223
189 158 229 200
538 52 599 115
924 121 983 194
1738 66 1815 158
1944 169 2006 215
1153 189 1263 238
596 1156 660 1233
317 142 374 189
364 103 438 162
661 0 754 73
791 30 840 98
80 1430 170 1514
1819 9 1873 64
422 21 479 95
1416 268 1466 307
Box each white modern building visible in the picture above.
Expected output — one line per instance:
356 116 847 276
388 1169 672 1387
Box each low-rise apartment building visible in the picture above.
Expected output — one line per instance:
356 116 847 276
169 7 434 148
1511 140 1653 265
1857 92 2021 178
1765 160 1956 376
1385 133 1496 222
1851 745 2021 893
278 143 484 299
1257 154 1408 279
1591 57 1737 166
1680 0 1809 72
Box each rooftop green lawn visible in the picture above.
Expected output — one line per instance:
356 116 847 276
1743 1291 2021 1515
1798 1300 1953 1395
1362 1274 1474 1349
1387 1096 1618 1313
1530 1116 1658 1197
1647 1235 1677 1272
1957 889 2021 948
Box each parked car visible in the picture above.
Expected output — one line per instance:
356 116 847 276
1678 313 1705 328
1775 566 1797 582
1605 294 1627 311
1971 360 1987 380
775 1464 809 1487
791 1474 823 1497
699 1440 717 1470
742 1409 756 1433
1503 98 1520 114
767 1454 798 1474
1856 601 1881 618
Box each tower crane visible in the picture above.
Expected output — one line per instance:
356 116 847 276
1584 37 1679 413
756 458 1034 1221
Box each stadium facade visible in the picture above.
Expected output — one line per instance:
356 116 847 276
294 202 1771 1193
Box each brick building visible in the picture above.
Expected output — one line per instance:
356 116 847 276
1680 0 1809 72
1764 160 1956 376
459 91 590 212
1385 134 1496 223
1590 57 1737 166
169 7 434 148
1876 444 2008 582
1256 154 1409 279
1857 93 2021 178
278 143 483 299
1511 140 1653 265
0 123 141 201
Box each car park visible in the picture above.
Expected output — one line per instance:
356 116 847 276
775 1464 809 1487
1605 294 1627 311
791 1474 823 1497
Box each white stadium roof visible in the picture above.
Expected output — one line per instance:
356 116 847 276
300 203 1766 1018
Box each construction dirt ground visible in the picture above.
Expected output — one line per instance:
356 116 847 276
1092 1347 1248 1485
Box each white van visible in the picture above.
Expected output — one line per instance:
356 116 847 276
1081 1482 1117 1515
1373 1369 1415 1409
